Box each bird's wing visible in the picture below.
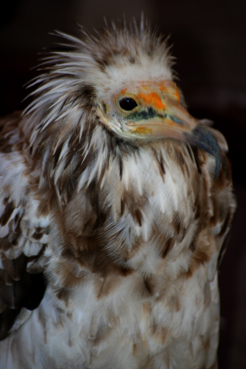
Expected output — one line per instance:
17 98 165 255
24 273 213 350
0 112 49 340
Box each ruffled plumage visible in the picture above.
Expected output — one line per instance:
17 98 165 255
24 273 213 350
0 20 236 369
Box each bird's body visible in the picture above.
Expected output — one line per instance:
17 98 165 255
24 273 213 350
0 21 235 368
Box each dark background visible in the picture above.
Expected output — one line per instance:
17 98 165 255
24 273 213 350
0 1 245 367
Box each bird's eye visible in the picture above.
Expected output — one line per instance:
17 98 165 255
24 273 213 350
119 97 138 111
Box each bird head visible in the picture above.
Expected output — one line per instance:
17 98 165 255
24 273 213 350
26 20 228 180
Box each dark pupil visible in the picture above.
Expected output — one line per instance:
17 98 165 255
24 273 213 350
119 97 138 111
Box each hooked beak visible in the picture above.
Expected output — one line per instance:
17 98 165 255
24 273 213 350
125 96 227 178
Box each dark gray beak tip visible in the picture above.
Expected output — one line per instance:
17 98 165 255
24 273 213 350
185 124 221 179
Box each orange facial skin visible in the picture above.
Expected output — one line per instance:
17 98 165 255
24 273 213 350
115 80 181 112
136 91 166 110
157 80 181 102
133 126 153 135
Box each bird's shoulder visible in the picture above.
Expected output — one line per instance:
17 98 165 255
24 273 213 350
0 112 49 339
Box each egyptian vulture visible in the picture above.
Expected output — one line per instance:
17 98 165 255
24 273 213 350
0 20 236 369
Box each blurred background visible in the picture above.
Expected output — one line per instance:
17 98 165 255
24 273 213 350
0 0 245 367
